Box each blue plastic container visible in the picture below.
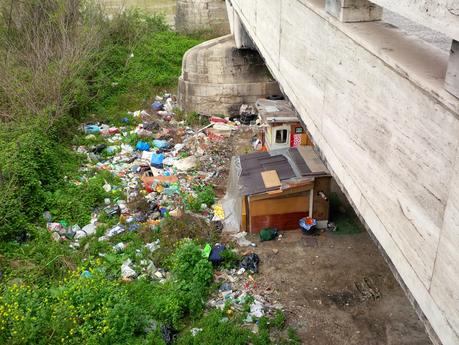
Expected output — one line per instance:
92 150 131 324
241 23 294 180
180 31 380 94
135 141 150 151
151 153 165 168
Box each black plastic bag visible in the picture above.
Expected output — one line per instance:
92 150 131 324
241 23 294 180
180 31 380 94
240 253 260 273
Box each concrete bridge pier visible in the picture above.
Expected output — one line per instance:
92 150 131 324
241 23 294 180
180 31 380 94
175 0 230 35
177 35 280 115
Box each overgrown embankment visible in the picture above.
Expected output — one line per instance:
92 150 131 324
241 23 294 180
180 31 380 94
0 2 300 344
0 2 199 240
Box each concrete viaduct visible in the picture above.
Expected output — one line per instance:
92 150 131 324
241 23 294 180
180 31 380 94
224 1 459 344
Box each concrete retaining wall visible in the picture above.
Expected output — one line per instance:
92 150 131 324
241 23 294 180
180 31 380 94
227 1 459 344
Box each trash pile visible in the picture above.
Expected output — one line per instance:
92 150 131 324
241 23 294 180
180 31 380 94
44 94 249 280
41 93 286 333
208 251 284 330
45 94 238 240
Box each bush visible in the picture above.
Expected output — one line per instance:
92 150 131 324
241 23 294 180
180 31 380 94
0 119 81 240
0 241 214 344
0 0 105 123
45 170 122 226
156 214 219 263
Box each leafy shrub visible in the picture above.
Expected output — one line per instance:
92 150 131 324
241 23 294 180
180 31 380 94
169 240 213 316
156 214 219 263
219 248 241 269
194 185 216 207
0 270 167 345
184 185 216 213
45 170 121 226
0 241 213 344
0 120 81 240
175 308 298 345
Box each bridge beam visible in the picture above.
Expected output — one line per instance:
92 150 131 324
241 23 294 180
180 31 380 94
445 40 459 99
325 0 382 22
226 0 459 344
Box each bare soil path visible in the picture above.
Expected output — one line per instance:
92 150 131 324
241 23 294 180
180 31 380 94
248 230 432 345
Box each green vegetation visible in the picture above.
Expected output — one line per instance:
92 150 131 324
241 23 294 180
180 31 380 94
0 1 299 344
184 185 216 213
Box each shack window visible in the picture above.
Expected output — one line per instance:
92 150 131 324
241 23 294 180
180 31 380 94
295 127 303 134
275 129 288 143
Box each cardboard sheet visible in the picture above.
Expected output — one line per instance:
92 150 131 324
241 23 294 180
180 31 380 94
261 170 281 188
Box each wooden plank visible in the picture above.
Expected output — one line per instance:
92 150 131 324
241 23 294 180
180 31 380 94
261 170 281 188
250 195 309 216
249 184 313 202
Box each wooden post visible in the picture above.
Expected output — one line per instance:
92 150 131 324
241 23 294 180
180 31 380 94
325 0 382 22
445 40 459 99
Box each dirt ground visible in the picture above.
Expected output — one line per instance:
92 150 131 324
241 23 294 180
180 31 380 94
246 229 432 345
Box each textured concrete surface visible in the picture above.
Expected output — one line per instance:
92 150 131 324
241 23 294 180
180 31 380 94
178 34 280 115
383 10 451 52
175 0 229 35
370 0 459 41
99 0 176 24
227 1 459 344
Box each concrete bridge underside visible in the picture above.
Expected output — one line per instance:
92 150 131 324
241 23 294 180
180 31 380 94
225 1 459 344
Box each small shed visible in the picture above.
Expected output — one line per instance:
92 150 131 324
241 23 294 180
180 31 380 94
256 99 313 150
224 147 331 233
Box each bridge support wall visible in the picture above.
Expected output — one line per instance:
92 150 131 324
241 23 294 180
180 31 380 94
226 1 459 344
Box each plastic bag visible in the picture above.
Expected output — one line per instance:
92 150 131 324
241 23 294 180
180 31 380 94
240 253 260 273
259 227 278 241
299 217 317 234
135 141 150 151
151 153 165 168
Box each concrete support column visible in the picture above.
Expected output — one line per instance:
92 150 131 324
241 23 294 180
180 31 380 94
233 14 256 49
325 0 382 22
226 0 255 49
445 40 459 99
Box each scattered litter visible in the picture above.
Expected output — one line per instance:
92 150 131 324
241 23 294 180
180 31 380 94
113 242 126 252
299 217 317 235
191 328 203 336
145 240 160 253
240 253 260 273
161 325 177 345
233 232 254 247
121 259 137 280
173 155 197 171
74 223 97 239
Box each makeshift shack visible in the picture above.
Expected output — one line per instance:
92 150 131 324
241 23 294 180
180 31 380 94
223 146 331 233
256 99 313 150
